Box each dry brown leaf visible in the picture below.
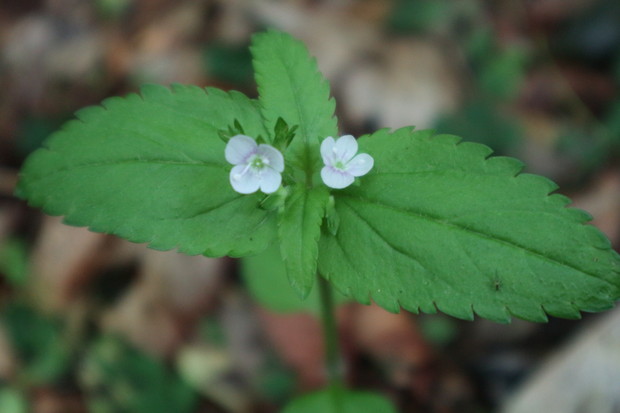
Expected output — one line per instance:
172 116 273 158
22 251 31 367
350 303 435 396
31 216 109 313
137 248 225 317
177 343 252 413
258 308 325 389
571 169 620 245
100 246 225 357
518 111 576 180
502 307 620 413
128 2 205 84
0 168 17 198
341 39 461 131
100 272 182 358
527 0 602 25
0 324 17 380
31 387 85 413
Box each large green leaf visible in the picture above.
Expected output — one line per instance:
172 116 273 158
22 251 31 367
318 128 620 322
251 30 338 176
281 386 397 413
278 184 330 297
16 84 276 257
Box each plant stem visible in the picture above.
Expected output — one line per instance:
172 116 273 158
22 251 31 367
317 273 343 386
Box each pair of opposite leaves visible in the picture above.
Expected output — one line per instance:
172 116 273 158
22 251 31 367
16 30 620 323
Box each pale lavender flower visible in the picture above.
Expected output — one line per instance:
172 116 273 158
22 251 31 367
320 135 373 189
225 135 284 194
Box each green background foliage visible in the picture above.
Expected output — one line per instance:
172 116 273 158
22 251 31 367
281 386 397 413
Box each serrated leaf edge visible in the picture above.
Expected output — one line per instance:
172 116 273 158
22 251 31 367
321 127 620 323
17 84 276 258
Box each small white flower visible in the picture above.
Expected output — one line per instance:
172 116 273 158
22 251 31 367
225 135 284 194
320 135 374 189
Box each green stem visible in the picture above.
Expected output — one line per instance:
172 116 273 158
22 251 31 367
317 273 343 386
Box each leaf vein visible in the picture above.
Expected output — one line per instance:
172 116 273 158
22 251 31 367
27 158 222 180
341 195 607 282
339 199 433 276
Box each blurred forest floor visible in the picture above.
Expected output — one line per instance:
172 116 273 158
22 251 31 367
1 0 620 412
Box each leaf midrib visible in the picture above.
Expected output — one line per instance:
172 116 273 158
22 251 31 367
337 200 461 295
25 158 223 181
271 49 313 174
339 195 612 284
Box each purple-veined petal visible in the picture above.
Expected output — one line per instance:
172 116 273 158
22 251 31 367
225 135 257 165
230 164 260 194
259 168 282 194
347 153 374 177
320 136 336 165
321 166 355 189
333 135 358 163
258 144 285 172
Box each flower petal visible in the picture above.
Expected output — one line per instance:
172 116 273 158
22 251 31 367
346 153 374 177
225 135 257 165
321 166 355 189
320 136 336 165
259 168 282 194
230 164 260 194
257 144 284 172
333 135 358 163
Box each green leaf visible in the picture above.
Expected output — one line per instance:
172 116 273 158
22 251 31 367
434 99 522 155
387 0 451 34
16 84 277 257
279 185 330 298
242 242 317 312
0 387 28 413
0 238 29 287
318 128 620 322
82 336 197 413
241 241 346 313
272 117 299 151
478 46 527 100
251 30 336 296
281 386 397 413
251 30 338 176
204 42 254 86
2 304 70 385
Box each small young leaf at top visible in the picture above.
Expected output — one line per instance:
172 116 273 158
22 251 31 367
218 119 246 143
318 127 620 322
272 117 299 151
251 30 339 296
17 85 277 257
251 30 338 175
